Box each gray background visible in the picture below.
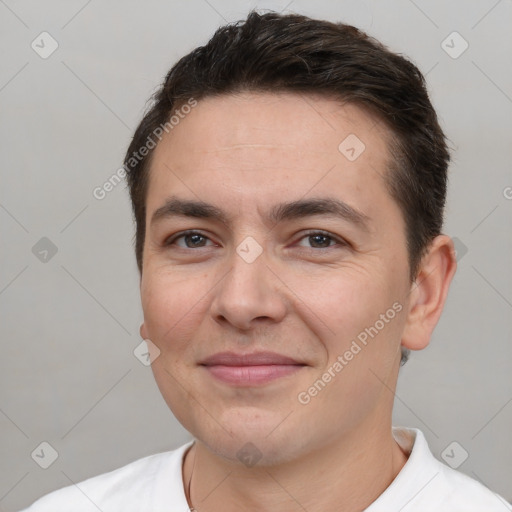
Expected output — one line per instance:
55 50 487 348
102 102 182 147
1 0 511 509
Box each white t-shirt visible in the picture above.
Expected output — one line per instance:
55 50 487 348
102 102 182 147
21 427 510 511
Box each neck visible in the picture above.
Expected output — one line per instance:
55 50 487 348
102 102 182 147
183 415 408 512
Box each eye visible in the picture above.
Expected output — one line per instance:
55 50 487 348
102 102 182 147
295 231 346 249
165 230 216 249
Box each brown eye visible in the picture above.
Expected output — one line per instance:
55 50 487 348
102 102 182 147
165 231 214 248
308 234 333 248
182 234 207 247
296 231 345 249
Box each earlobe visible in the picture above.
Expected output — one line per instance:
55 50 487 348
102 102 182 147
140 322 148 340
401 235 457 352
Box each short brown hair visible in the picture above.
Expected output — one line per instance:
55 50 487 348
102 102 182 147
124 11 451 363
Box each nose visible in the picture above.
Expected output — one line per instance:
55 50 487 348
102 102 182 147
210 244 287 331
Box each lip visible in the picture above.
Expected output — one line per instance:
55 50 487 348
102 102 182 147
200 351 306 386
201 351 303 366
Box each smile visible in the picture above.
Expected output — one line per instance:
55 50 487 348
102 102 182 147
203 364 305 385
200 351 307 386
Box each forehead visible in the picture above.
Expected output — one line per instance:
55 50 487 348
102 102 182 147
146 92 399 227
160 91 391 158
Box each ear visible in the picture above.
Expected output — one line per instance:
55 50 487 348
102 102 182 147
140 322 149 340
401 235 457 351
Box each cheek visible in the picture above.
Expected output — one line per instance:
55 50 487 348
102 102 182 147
296 271 404 426
290 264 376 324
141 271 207 353
291 265 402 358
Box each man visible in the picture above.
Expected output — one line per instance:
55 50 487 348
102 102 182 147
23 10 510 511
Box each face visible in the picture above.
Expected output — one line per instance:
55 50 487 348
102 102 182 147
140 92 414 464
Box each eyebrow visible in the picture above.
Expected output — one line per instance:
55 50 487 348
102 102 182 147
150 196 371 232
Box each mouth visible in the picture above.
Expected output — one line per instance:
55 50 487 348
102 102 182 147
199 351 307 386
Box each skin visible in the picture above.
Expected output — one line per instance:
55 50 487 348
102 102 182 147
139 91 457 511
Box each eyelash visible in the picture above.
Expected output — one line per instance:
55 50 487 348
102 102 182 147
164 229 347 250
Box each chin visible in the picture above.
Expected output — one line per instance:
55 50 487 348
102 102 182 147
192 407 309 467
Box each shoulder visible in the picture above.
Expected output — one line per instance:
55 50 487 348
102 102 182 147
20 442 192 512
427 454 511 510
382 428 511 511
